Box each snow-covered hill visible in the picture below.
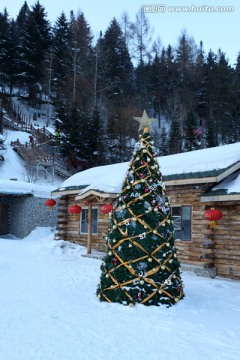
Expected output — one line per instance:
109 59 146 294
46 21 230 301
0 128 63 189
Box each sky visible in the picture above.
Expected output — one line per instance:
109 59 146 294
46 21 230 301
0 0 239 65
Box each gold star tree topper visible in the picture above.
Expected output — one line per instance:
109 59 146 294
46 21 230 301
133 110 156 132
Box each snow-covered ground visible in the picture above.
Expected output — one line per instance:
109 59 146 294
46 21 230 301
0 227 240 360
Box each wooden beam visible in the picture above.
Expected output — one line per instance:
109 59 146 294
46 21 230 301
87 203 92 254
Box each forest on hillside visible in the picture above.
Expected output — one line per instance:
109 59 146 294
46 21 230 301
0 1 240 168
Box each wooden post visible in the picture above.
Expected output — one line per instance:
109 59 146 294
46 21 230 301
87 203 92 254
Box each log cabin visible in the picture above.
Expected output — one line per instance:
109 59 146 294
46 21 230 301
52 142 240 280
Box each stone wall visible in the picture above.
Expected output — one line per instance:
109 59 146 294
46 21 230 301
9 196 58 238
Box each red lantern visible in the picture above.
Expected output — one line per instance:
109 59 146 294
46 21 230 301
45 198 56 210
204 208 222 228
68 204 82 220
100 203 113 218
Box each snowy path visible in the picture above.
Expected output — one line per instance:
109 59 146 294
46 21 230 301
0 227 240 360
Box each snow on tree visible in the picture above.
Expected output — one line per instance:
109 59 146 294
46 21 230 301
97 111 185 307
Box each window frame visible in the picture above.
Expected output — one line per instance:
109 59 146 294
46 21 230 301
80 207 98 235
171 205 192 241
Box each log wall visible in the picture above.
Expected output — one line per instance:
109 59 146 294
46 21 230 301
55 184 240 280
167 183 216 270
210 202 240 280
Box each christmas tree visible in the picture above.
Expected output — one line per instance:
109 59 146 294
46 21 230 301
97 111 184 307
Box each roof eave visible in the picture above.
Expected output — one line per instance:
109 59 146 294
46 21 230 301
75 189 118 201
51 189 82 196
200 193 240 202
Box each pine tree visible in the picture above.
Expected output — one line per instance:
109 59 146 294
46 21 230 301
22 0 52 101
52 12 72 101
184 111 200 151
0 8 10 82
215 50 234 143
15 1 30 89
97 114 184 307
98 18 134 102
68 11 94 105
168 118 182 154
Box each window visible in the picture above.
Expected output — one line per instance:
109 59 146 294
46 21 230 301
171 206 192 241
80 208 98 234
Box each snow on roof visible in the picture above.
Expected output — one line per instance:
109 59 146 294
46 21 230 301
0 179 55 198
57 142 240 195
212 170 240 194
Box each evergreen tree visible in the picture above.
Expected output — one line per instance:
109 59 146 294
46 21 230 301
215 50 234 143
22 0 52 101
0 136 6 160
184 111 200 151
149 51 168 123
195 41 206 120
164 44 179 108
168 118 182 154
0 8 10 82
98 18 134 102
158 125 169 156
52 12 72 101
202 50 218 147
15 1 30 89
97 114 184 307
134 61 152 109
68 11 94 105
88 107 105 166
105 104 137 164
176 32 197 111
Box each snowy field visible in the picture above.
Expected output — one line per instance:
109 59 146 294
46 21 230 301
0 227 240 360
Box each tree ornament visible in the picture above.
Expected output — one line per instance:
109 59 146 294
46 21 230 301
112 258 118 265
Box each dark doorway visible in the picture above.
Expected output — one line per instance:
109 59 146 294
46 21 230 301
0 204 7 234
